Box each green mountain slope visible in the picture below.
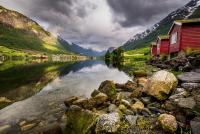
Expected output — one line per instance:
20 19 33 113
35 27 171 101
0 6 72 55
121 0 200 50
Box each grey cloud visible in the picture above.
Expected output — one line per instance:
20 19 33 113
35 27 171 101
0 0 190 51
107 0 189 27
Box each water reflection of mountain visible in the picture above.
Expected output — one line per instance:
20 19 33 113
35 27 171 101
59 60 105 77
0 60 105 104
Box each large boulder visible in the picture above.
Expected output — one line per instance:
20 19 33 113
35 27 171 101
65 105 98 134
98 80 117 99
145 70 178 100
95 112 120 133
158 114 177 133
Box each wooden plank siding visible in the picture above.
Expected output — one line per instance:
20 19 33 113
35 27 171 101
181 24 200 51
169 24 182 53
160 39 170 55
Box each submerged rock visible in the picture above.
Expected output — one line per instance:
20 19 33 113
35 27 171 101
98 80 116 99
95 112 120 133
158 114 177 133
145 70 178 100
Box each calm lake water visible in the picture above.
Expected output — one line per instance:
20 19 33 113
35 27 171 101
0 60 131 107
0 60 132 123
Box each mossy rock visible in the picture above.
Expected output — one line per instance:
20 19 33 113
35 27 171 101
98 80 117 99
65 106 99 134
158 114 177 133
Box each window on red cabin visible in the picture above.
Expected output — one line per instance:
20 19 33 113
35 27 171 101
170 32 177 45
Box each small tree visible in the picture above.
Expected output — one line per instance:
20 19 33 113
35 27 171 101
105 50 111 60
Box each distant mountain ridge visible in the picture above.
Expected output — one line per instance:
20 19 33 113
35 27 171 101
0 5 75 54
121 0 200 50
58 37 106 56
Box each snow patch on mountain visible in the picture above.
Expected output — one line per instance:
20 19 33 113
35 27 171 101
125 0 200 48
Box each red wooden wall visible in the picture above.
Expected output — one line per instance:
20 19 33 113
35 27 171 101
160 39 169 55
169 25 181 53
181 24 200 51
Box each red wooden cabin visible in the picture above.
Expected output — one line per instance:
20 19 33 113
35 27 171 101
169 19 200 54
156 36 170 55
151 42 157 57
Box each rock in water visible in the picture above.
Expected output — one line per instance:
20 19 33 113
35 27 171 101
145 70 178 100
65 105 98 134
98 80 116 99
95 113 120 133
158 114 177 133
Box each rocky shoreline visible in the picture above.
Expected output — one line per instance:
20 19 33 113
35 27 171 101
63 69 200 134
0 67 200 133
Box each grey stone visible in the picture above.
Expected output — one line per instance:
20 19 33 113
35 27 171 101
125 115 138 126
108 104 118 113
141 97 152 105
176 97 196 109
181 83 200 91
178 72 200 83
190 118 200 134
95 112 120 133
169 90 188 100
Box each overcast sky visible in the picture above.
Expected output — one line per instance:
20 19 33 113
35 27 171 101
0 0 189 51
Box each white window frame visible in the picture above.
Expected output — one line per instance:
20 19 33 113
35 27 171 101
171 32 177 45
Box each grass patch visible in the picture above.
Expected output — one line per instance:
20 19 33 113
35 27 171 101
0 23 71 55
